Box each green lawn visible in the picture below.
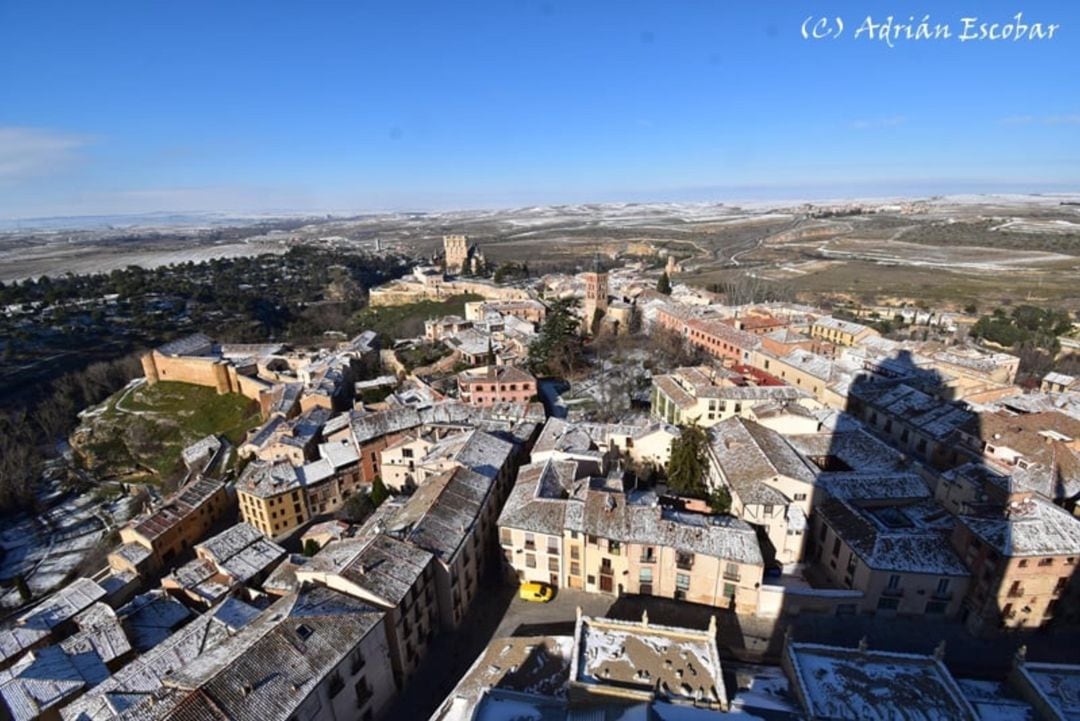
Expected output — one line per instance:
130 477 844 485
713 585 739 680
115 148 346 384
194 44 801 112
351 294 484 340
80 381 262 484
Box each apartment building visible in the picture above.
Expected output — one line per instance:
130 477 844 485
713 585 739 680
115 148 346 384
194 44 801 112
650 365 816 427
952 496 1080 633
379 431 437 492
751 348 853 408
237 435 367 538
112 477 231 573
706 418 818 566
810 499 971 618
684 318 761 365
530 416 680 471
464 299 547 326
846 380 975 470
131 585 396 721
498 460 764 614
236 460 311 537
296 534 439 689
1041 371 1079 394
809 315 880 347
385 466 501 629
951 410 1080 507
457 365 538 407
161 522 286 607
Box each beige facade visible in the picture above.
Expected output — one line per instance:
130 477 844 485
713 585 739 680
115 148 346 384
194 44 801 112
238 485 309 538
811 504 970 618
651 367 817 428
444 234 469 274
751 349 841 408
809 316 879 347
498 525 761 614
379 434 435 492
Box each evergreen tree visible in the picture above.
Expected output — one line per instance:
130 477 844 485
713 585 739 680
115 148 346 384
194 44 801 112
527 297 583 376
657 272 672 295
666 422 709 498
370 475 390 507
14 574 31 603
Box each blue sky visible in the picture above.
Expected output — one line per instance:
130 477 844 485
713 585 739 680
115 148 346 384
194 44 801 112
1 0 1078 217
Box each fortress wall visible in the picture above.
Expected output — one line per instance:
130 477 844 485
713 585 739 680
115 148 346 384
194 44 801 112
145 352 229 391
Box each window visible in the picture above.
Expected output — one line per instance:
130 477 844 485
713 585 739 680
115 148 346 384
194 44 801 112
525 554 536 569
676 551 694 570
500 528 512 546
641 546 656 563
925 600 947 614
328 673 344 698
609 541 621 556
763 504 774 516
570 561 581 576
723 583 736 599
355 678 373 707
877 596 900 611
794 493 807 501
548 557 559 572
724 563 739 581
887 574 900 590
1038 558 1054 567
570 545 580 560
547 539 559 555
1018 559 1028 568
350 652 366 675
524 533 535 551
676 573 690 590
639 568 653 583
831 538 841 558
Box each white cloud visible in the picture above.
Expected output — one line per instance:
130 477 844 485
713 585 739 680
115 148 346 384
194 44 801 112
0 127 92 181
1000 114 1080 126
848 116 906 130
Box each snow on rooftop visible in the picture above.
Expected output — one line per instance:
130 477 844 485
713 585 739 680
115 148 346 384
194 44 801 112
785 642 977 720
574 615 726 708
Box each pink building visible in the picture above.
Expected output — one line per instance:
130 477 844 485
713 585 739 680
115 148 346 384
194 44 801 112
457 365 537 406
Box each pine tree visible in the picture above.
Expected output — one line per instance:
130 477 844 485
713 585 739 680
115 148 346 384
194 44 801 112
666 421 708 498
657 272 672 295
370 475 390 507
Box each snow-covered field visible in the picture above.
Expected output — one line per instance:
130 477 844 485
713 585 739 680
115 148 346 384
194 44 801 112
0 480 134 610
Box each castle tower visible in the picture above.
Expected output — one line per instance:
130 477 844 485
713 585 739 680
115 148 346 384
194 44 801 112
665 253 680 275
583 254 609 333
443 234 469 275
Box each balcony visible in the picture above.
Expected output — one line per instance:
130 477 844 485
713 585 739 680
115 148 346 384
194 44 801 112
932 591 954 601
723 572 740 582
639 555 656 564
881 586 904 598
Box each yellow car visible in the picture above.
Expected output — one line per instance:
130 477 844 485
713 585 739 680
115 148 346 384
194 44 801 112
519 582 554 603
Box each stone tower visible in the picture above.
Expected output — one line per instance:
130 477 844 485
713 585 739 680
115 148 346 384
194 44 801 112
443 234 469 274
583 254 609 332
665 253 680 275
